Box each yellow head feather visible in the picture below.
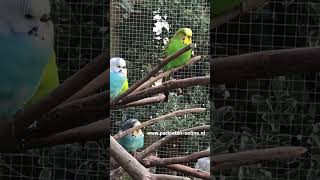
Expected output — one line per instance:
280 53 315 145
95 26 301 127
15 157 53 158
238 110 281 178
175 28 192 45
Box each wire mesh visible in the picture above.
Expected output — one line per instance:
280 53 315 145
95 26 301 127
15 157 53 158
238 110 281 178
211 0 320 179
110 0 210 178
0 1 108 179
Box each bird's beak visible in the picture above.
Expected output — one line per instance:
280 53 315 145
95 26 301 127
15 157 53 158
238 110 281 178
133 130 138 136
124 69 128 76
133 129 143 136
183 37 192 45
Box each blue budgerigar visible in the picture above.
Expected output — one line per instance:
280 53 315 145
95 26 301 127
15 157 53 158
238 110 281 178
0 0 57 118
110 57 128 99
118 118 144 153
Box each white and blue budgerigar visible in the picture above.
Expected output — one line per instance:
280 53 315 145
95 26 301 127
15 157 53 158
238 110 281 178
0 0 59 119
110 57 128 99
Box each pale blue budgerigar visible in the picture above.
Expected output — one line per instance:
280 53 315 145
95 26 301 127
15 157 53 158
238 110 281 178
110 57 128 99
0 0 57 119
118 118 144 154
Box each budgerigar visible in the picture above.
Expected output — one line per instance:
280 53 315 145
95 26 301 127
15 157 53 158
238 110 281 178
0 0 59 118
118 118 144 154
162 28 193 82
110 57 128 99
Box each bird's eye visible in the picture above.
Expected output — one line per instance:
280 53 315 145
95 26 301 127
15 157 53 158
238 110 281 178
123 66 126 69
118 66 121 68
183 32 186 36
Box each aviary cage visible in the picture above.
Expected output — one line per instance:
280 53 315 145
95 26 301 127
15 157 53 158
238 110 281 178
211 0 320 179
110 0 210 179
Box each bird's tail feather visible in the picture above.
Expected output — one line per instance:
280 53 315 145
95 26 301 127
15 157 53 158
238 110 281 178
162 72 172 102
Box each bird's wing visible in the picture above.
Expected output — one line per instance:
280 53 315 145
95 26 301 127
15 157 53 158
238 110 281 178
26 51 59 106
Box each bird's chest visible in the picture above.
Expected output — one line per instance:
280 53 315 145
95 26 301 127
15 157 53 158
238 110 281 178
0 33 52 102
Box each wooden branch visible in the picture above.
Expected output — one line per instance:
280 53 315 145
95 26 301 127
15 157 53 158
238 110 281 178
13 52 109 139
23 118 110 149
111 44 193 105
141 150 209 167
0 52 109 152
26 91 108 138
112 157 210 180
64 68 109 104
138 125 210 159
152 174 190 180
114 76 209 107
113 108 206 140
211 146 307 171
212 0 269 29
110 136 189 180
110 136 153 179
133 56 202 93
110 167 125 180
113 94 166 110
165 164 210 180
211 46 320 83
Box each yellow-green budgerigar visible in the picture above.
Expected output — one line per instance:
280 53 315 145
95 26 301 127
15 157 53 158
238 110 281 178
163 28 193 82
0 0 59 118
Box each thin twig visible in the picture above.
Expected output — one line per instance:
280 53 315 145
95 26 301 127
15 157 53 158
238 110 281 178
152 174 190 180
141 150 209 167
113 94 166 110
165 164 210 180
133 56 202 93
113 108 206 140
63 68 109 104
23 118 110 149
138 125 210 159
114 76 210 107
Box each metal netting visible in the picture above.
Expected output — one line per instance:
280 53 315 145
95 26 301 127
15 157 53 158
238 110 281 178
211 0 320 179
0 1 108 179
110 0 210 178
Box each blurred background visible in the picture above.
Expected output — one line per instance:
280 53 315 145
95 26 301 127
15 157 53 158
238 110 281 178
0 1 108 179
211 0 320 179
